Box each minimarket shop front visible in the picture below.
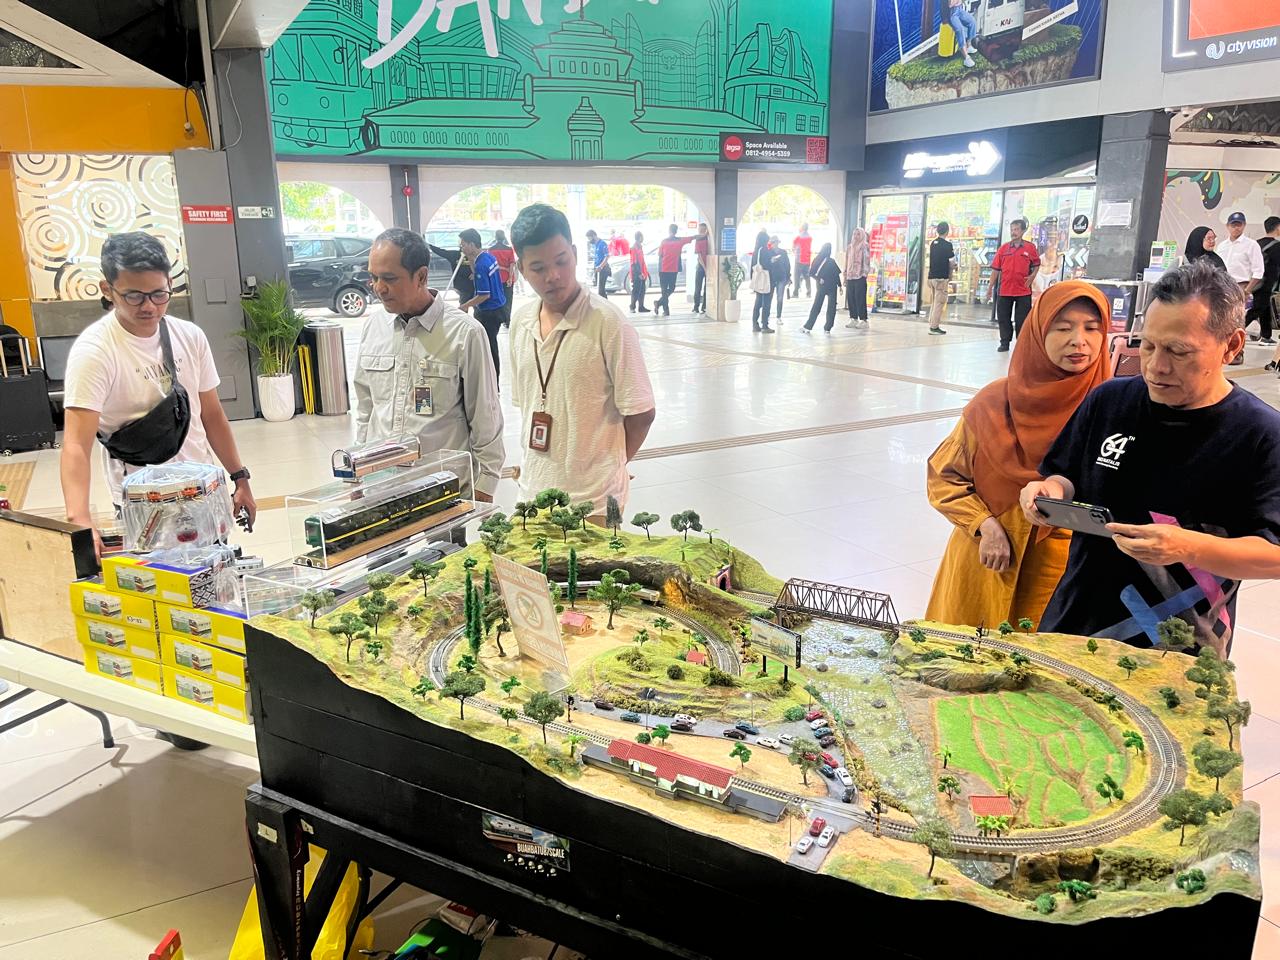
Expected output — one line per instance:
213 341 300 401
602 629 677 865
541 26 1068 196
853 118 1102 326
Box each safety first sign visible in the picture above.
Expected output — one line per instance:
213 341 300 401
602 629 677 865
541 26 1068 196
181 205 234 225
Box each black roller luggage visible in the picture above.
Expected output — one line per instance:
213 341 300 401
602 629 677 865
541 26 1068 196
0 332 56 455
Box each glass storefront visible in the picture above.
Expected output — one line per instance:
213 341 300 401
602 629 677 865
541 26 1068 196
861 182 1096 323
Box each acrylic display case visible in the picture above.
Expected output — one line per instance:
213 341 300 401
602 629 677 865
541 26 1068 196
120 463 234 552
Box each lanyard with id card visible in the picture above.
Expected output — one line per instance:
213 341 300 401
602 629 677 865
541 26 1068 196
530 330 566 452
414 358 434 416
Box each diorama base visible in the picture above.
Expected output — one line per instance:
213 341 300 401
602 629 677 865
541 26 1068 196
245 627 1262 960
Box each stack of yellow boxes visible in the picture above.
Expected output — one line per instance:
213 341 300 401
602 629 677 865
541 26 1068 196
68 554 252 724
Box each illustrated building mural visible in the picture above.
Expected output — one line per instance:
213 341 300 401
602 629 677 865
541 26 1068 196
266 0 832 163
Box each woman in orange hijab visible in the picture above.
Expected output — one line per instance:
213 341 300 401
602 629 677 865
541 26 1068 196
925 281 1111 628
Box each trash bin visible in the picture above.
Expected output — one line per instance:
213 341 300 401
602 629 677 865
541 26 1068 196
302 321 350 416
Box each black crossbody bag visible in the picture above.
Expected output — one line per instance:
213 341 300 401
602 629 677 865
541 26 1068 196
99 318 192 467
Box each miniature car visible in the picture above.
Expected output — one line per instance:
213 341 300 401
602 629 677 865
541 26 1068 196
819 735 838 747
809 717 829 731
620 711 641 723
805 710 824 722
808 817 827 837
795 835 814 854
722 728 747 740
756 737 780 749
674 713 698 725
671 722 694 732
835 767 854 787
841 785 857 803
821 751 839 768
818 763 836 779
593 699 615 710
734 721 760 735
817 826 836 848
812 726 834 739
778 733 796 745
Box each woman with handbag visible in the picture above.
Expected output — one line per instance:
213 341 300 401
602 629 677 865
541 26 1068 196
749 230 776 334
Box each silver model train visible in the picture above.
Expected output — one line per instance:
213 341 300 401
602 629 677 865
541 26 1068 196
331 436 421 481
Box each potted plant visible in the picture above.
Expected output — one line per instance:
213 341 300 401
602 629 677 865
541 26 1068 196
721 255 745 323
237 279 307 422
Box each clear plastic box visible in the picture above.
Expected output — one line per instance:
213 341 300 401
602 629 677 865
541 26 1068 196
120 463 234 552
285 448 480 570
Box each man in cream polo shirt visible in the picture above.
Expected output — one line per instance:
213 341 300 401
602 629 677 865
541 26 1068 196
507 204 655 513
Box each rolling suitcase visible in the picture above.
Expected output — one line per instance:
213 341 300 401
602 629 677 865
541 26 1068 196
1107 332 1141 377
0 333 56 455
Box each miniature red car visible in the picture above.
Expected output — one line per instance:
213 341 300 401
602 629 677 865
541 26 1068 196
808 817 827 837
821 751 839 768
805 710 824 722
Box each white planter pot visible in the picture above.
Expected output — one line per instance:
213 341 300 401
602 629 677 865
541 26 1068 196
723 299 742 323
258 374 296 423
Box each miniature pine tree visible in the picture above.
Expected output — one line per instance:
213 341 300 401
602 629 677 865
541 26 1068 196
605 495 623 535
567 548 578 609
483 567 492 596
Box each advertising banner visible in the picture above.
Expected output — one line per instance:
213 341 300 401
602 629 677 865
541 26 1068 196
749 616 801 663
268 0 832 163
490 554 569 677
1164 0 1280 71
480 811 571 873
869 0 1106 113
1158 169 1280 260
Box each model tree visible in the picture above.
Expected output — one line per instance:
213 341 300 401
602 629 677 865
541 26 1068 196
411 677 435 698
604 495 623 535
300 589 336 629
498 706 518 728
357 590 397 637
634 628 650 649
670 509 702 542
405 602 424 623
729 742 752 769
609 536 626 554
534 488 570 511
571 501 594 531
589 568 641 629
483 567 492 597
666 664 684 680
564 733 588 760
457 654 478 673
523 690 564 744
1122 730 1146 756
567 547 579 609
549 508 579 542
909 627 927 645
788 737 823 786
363 637 384 662
409 559 445 597
1176 869 1207 895
479 513 513 553
635 732 652 744
631 511 660 541
1159 789 1212 845
937 746 953 769
328 612 370 662
1096 773 1124 804
956 643 975 662
1034 894 1056 915
512 500 538 531
366 572 396 592
501 676 522 698
1057 880 1096 903
1158 686 1182 710
464 571 481 656
937 775 961 801
652 616 672 641
912 818 954 879
462 556 478 572
998 620 1014 638
1003 659 1032 687
1086 638 1099 655
1206 695 1251 750
975 815 1011 837
651 723 671 747
1186 648 1234 701
1157 616 1195 657
440 670 485 719
1116 655 1139 679
483 592 510 657
1017 617 1035 632
1192 739 1242 791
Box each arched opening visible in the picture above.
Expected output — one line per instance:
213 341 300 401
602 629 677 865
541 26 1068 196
740 184 839 258
279 181 387 237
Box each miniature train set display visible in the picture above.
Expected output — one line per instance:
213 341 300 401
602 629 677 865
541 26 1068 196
244 482 1262 957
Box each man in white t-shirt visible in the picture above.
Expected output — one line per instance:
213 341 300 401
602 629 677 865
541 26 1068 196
508 204 655 514
61 232 256 553
1217 211 1264 292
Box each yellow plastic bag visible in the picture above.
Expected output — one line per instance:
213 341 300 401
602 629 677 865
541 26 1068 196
229 846 375 960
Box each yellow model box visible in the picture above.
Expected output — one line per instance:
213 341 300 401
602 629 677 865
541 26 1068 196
163 663 251 723
69 579 156 632
101 554 159 596
159 633 247 690
155 601 248 653
75 615 160 660
81 643 163 693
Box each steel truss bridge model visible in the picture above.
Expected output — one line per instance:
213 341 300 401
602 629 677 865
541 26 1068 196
772 579 899 630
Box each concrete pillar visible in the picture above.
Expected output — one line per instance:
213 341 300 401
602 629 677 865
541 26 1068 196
1088 111 1171 281
713 168 738 321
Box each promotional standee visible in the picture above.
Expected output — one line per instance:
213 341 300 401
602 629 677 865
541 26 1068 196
241 478 1260 958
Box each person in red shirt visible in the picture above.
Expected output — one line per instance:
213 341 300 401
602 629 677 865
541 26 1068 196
792 223 814 296
629 230 651 314
488 229 516 326
654 223 694 317
608 230 630 257
991 218 1041 352
691 222 711 315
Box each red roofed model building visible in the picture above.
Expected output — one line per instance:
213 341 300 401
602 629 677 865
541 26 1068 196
606 739 733 802
685 650 707 666
559 611 593 635
969 795 1017 819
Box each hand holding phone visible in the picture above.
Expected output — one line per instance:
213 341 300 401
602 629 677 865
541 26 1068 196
1033 497 1115 537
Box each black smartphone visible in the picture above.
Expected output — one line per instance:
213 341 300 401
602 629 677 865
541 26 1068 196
1033 497 1115 537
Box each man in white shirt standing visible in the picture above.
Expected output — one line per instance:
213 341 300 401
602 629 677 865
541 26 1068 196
507 204 655 515
61 232 256 554
1217 211 1264 294
355 228 504 502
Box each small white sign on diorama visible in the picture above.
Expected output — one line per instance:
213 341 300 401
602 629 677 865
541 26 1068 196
490 553 570 677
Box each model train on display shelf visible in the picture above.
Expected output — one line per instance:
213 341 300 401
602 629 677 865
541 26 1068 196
301 470 463 566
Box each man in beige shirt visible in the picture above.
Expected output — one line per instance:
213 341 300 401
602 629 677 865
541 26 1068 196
507 204 655 513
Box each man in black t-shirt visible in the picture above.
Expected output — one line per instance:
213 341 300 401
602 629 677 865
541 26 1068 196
1248 215 1280 346
1020 260 1280 656
926 222 954 335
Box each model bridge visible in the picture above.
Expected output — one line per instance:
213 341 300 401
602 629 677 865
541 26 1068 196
771 579 899 630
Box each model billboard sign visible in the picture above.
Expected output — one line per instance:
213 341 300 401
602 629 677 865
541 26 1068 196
1163 0 1280 71
749 616 802 667
490 553 570 677
267 0 832 164
869 0 1106 113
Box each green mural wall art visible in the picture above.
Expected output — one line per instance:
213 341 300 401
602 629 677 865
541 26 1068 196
266 0 833 163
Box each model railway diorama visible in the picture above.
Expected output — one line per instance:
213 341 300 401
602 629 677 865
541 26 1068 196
245 489 1262 958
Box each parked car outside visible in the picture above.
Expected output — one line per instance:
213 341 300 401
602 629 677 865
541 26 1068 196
805 710 825 722
778 733 796 745
670 721 694 732
818 764 835 780
818 734 838 747
834 767 854 787
812 726 834 740
285 235 375 317
674 713 698 726
840 785 856 803
794 835 814 854
593 699 615 711
809 717 829 731
734 721 760 735
722 728 747 740
756 737 780 749
820 752 839 768
808 817 827 837
817 826 836 848
620 711 641 723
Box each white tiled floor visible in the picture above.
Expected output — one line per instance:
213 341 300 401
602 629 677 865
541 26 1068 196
4 299 1280 957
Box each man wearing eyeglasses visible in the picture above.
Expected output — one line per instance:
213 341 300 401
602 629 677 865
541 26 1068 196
61 231 256 554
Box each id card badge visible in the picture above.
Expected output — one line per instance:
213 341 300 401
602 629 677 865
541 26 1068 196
529 411 553 452
414 384 434 416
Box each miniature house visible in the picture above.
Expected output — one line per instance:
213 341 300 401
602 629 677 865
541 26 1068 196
684 650 707 666
559 611 593 635
604 739 733 803
969 795 1017 821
